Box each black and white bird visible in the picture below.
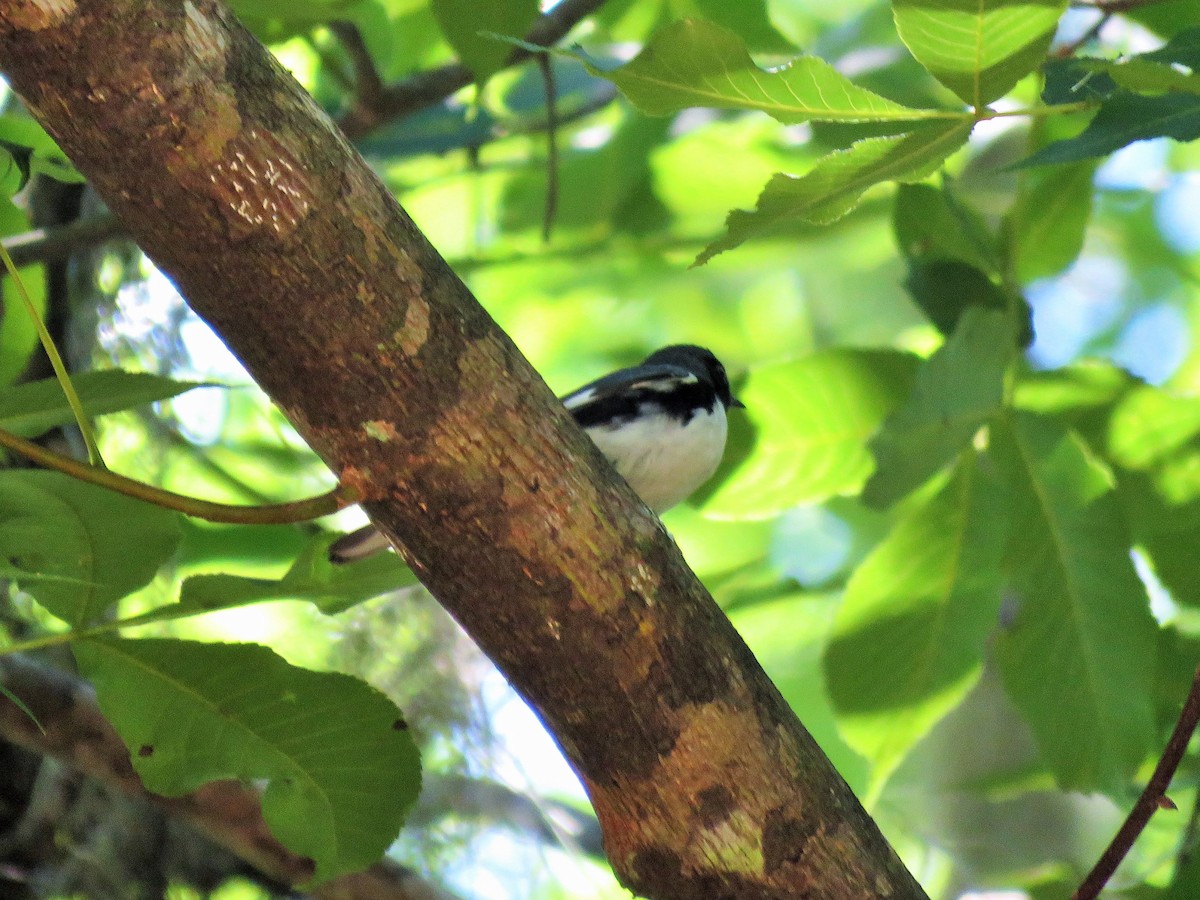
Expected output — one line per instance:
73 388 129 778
329 344 743 563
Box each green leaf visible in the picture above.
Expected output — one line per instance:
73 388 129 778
1013 362 1133 415
901 259 1012 336
177 534 419 617
892 0 1069 108
1119 472 1200 608
0 115 81 185
1108 384 1200 471
698 350 918 520
683 0 794 54
0 198 44 389
826 454 1007 797
863 307 1016 508
1008 161 1097 283
74 637 421 884
0 370 209 438
893 182 1000 275
581 18 941 124
1074 27 1200 96
991 414 1157 792
432 0 539 88
1020 92 1200 167
0 471 182 626
697 120 973 264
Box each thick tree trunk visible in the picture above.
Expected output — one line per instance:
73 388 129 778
0 1 927 896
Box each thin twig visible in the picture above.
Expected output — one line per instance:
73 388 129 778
537 53 559 244
1072 664 1200 900
0 425 355 524
2 214 126 268
337 0 608 138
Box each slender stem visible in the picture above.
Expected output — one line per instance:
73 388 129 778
0 425 357 524
1072 664 1200 900
537 52 559 244
0 597 255 657
977 101 1097 121
0 242 105 468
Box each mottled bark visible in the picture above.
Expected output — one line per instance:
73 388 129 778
0 1 927 896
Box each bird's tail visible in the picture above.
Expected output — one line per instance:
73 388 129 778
328 524 393 563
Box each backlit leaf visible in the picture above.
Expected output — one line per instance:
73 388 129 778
827 454 1007 797
699 350 918 520
581 18 941 124
892 0 1069 108
0 370 209 438
991 414 1157 791
698 120 973 264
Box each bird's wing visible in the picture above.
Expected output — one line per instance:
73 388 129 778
561 364 697 428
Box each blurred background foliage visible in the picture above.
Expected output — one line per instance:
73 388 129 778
5 0 1200 897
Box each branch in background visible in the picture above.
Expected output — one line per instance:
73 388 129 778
337 0 608 138
0 655 459 900
536 52 559 243
1072 664 1200 900
3 213 125 268
411 773 605 859
329 21 384 120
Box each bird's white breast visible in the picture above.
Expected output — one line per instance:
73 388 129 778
586 405 728 512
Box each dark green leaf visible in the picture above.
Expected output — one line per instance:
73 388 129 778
0 370 210 438
892 0 1069 108
0 471 182 626
893 182 1000 275
863 307 1017 508
75 637 421 884
901 259 1011 336
432 0 539 87
1041 57 1117 105
991 414 1157 792
697 120 974 264
698 350 919 520
1119 472 1200 608
1020 92 1200 168
826 454 1007 794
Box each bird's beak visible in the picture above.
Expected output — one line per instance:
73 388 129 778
731 397 746 409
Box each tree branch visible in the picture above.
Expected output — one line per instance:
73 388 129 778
336 0 607 138
1072 664 1200 900
0 1 927 895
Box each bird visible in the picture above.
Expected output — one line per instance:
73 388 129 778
328 344 743 563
